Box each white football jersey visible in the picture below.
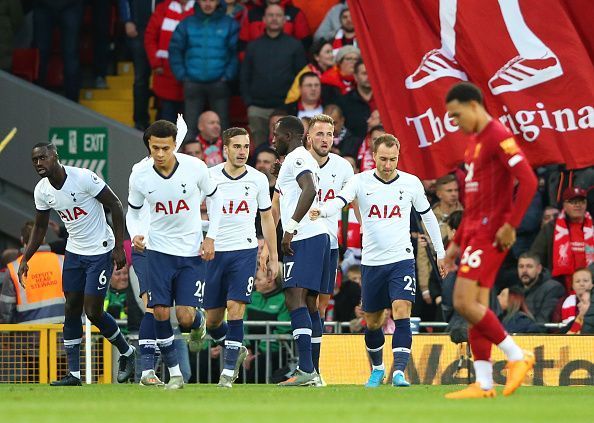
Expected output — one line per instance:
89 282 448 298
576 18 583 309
126 157 152 240
208 164 271 252
333 170 431 266
316 153 354 249
34 166 114 255
276 146 328 241
128 153 217 257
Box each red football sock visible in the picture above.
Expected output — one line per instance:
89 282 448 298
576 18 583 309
468 326 491 361
473 309 507 345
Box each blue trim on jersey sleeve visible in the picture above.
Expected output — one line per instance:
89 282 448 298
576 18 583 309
128 202 143 210
274 187 280 193
295 169 312 181
418 206 431 215
206 186 218 197
336 196 348 206
258 206 272 212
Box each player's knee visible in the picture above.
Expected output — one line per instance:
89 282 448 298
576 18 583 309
176 307 195 328
83 305 103 324
153 306 170 321
226 302 245 320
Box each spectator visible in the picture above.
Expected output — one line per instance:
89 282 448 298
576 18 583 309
255 147 278 191
33 0 84 102
241 4 306 146
196 111 225 167
338 59 375 140
180 139 204 160
518 252 565 324
497 286 542 333
120 0 155 130
223 0 247 23
144 0 195 123
357 123 384 172
333 264 361 323
530 186 593 291
313 0 346 42
321 45 360 103
323 104 357 157
0 0 23 71
169 0 239 137
239 0 310 53
285 38 334 104
0 221 64 324
104 265 129 325
88 0 110 89
244 266 291 382
292 0 338 36
283 72 323 118
331 7 357 57
417 174 463 305
541 206 559 228
560 268 592 334
250 108 288 165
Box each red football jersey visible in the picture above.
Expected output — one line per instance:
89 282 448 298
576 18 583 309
455 119 537 244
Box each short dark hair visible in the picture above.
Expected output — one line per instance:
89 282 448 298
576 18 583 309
323 103 343 119
369 124 385 135
269 108 289 121
143 120 178 153
445 82 483 105
447 210 463 231
436 174 457 189
222 127 249 146
354 59 365 75
257 147 279 160
277 115 304 139
372 134 400 153
518 252 541 265
298 71 320 87
33 142 57 153
309 38 331 60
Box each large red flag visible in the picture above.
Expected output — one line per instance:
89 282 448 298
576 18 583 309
349 0 594 179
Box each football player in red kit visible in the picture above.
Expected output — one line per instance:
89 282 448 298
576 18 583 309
443 82 538 399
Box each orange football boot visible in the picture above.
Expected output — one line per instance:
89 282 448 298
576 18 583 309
503 350 535 396
445 383 496 399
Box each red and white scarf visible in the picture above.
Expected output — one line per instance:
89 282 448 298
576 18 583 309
332 29 358 57
552 211 594 277
156 1 195 60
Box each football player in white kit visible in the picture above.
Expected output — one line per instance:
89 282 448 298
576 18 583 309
306 114 355 381
20 143 136 386
204 127 279 388
272 116 330 387
127 120 221 390
311 134 447 388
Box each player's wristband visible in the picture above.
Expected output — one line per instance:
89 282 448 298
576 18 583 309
285 219 299 234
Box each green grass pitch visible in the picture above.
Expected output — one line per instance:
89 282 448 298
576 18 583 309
2 384 592 423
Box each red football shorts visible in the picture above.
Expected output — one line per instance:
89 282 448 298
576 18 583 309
457 237 507 288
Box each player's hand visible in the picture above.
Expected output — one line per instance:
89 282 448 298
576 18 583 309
259 243 269 271
132 235 146 252
268 255 279 280
418 234 429 248
125 22 138 38
112 246 127 270
17 260 29 289
201 237 215 261
495 223 516 252
309 208 321 220
271 159 281 178
281 231 294 256
437 258 447 278
443 243 459 272
422 290 432 304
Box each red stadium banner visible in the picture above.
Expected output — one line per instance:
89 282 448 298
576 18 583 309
349 0 594 179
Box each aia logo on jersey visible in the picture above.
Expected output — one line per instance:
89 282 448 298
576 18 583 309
58 207 88 221
222 200 250 214
155 200 190 214
368 204 401 219
317 188 335 203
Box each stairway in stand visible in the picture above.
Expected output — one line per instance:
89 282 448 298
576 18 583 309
80 62 155 127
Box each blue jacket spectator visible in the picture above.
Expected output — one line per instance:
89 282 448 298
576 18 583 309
168 3 239 83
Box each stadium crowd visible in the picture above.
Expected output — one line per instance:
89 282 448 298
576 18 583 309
1 0 594 383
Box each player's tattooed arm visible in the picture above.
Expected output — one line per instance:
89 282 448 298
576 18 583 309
96 186 126 269
18 210 50 287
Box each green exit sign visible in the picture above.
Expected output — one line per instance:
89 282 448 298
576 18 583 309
48 127 109 181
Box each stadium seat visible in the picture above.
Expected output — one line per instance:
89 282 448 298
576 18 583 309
11 49 40 82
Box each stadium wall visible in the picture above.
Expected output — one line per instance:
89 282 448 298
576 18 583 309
320 335 594 386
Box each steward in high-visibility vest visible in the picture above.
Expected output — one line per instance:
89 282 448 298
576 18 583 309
3 249 65 323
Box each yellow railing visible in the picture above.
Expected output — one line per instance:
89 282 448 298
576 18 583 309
0 324 112 384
